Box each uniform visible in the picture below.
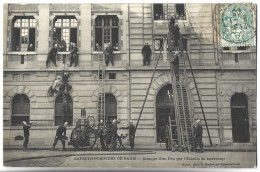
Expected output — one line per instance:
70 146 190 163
109 123 118 150
23 123 31 151
60 40 67 52
53 125 67 151
69 45 78 67
104 45 114 66
142 45 151 66
172 25 180 50
171 53 179 80
194 123 204 152
46 47 58 67
122 124 136 149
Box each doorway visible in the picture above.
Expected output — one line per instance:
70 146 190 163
231 93 250 143
156 84 174 142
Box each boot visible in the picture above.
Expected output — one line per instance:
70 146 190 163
23 146 26 151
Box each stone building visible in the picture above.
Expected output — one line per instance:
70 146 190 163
3 3 256 149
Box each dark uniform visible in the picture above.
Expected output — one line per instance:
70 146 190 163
23 123 31 151
109 123 118 150
142 45 151 66
171 53 179 80
104 45 114 66
172 24 180 50
169 16 175 35
46 47 58 67
53 125 67 150
60 40 67 52
69 45 78 67
97 121 106 150
27 46 35 51
194 123 204 152
122 123 136 149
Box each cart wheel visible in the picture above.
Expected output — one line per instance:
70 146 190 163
70 125 97 150
105 134 122 150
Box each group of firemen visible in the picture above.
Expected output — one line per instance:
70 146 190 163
22 118 203 152
22 15 204 152
22 117 136 152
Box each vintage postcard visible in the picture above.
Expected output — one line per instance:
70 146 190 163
2 2 257 169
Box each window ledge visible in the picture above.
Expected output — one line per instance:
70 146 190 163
57 52 70 55
8 52 36 55
222 50 251 54
92 51 122 54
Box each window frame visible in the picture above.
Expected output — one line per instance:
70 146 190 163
55 94 73 126
11 94 30 126
53 16 78 52
95 15 119 51
11 16 36 52
153 4 186 21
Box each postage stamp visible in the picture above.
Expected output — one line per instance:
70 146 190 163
219 3 256 47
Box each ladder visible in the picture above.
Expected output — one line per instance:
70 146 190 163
167 26 194 152
97 46 106 123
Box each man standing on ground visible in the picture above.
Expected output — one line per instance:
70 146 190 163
194 119 204 153
142 42 151 66
121 120 136 149
52 122 68 151
23 121 32 151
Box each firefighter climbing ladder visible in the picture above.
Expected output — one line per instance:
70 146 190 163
136 19 212 152
97 46 106 123
167 32 194 152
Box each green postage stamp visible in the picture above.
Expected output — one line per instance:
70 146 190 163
219 3 256 47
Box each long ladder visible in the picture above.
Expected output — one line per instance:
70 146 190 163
97 46 106 123
167 27 194 152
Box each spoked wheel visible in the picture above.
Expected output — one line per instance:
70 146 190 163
70 125 97 150
105 134 122 150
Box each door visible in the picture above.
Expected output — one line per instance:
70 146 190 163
231 93 250 143
156 84 174 142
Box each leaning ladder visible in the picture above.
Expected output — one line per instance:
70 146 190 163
167 28 194 152
97 46 106 123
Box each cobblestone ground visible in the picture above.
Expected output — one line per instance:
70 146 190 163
3 150 257 168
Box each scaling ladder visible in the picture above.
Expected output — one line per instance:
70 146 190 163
97 46 106 123
167 28 194 152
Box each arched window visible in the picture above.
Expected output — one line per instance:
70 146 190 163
156 84 174 142
12 94 30 126
231 93 250 143
98 93 117 123
55 94 73 126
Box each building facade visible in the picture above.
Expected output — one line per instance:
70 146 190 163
3 3 256 148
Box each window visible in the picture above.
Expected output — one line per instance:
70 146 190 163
154 38 164 51
153 4 186 20
109 73 116 79
12 16 36 51
55 94 73 126
154 4 164 20
176 4 186 20
95 15 119 50
54 16 77 51
11 94 30 126
98 93 117 123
